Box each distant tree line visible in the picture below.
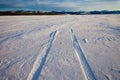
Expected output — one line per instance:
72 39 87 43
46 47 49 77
0 10 120 15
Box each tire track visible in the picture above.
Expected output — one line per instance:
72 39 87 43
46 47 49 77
70 29 96 80
27 31 57 80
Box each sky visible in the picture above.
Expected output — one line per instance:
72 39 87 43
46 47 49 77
0 0 120 11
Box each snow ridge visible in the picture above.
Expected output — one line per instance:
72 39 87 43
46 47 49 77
70 29 96 80
27 31 57 80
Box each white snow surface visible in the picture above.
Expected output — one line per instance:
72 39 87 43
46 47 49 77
0 15 120 80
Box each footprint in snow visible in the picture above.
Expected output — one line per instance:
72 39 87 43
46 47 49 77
82 38 88 43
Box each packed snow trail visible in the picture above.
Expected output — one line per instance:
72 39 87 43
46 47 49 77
27 31 57 80
70 29 96 80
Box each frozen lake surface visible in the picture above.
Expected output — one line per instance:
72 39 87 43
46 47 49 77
0 15 120 80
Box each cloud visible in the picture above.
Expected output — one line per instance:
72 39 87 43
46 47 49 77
35 0 120 11
0 0 120 11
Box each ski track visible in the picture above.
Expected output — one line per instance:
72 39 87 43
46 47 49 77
0 18 73 45
0 27 41 45
0 32 23 45
27 31 57 80
70 29 96 80
0 22 60 45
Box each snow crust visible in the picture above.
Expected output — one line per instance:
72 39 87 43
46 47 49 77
0 15 120 80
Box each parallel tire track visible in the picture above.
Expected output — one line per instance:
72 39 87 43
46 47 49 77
27 31 57 80
70 29 96 80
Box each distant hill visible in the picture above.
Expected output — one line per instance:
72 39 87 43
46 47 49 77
0 10 120 15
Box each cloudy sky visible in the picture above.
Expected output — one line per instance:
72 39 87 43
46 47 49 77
0 0 120 11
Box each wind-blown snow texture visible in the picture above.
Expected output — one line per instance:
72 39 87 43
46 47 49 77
0 15 120 80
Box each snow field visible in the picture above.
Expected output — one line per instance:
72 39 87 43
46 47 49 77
0 15 120 80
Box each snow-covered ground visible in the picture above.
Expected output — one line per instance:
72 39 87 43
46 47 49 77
0 15 120 80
